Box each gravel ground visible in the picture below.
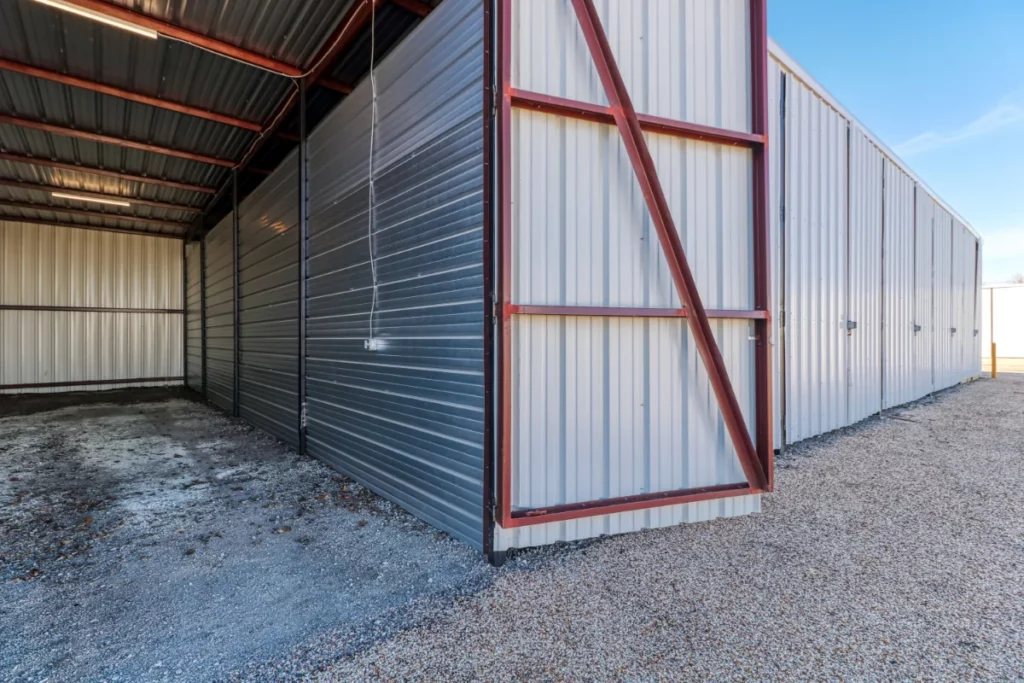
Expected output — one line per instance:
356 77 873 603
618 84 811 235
314 374 1024 681
0 392 493 682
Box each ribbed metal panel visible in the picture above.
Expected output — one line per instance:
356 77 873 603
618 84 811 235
237 150 299 448
952 220 978 381
513 0 751 131
185 240 202 391
932 207 954 390
0 220 181 393
203 213 235 413
882 162 916 408
781 74 847 443
912 190 936 399
847 129 883 423
769 61 783 450
305 0 484 549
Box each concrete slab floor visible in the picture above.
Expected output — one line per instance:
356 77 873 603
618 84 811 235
0 393 494 682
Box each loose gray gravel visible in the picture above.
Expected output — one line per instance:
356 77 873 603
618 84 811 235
315 374 1024 681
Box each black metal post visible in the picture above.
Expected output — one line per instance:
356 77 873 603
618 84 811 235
200 237 208 397
182 240 188 388
298 79 309 454
232 169 240 417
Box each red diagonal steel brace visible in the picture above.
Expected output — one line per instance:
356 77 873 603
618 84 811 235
569 0 768 491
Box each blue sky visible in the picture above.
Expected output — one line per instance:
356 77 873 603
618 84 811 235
768 0 1024 284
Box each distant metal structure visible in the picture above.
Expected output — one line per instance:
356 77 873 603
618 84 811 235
983 284 1024 377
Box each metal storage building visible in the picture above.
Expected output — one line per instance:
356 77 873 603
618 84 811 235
0 0 981 560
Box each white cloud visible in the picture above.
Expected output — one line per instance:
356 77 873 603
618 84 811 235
895 102 1024 156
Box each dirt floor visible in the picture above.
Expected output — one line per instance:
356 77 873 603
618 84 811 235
0 391 497 682
3 376 1024 681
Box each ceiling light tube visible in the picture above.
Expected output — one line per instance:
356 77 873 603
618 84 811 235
52 192 132 208
32 0 160 40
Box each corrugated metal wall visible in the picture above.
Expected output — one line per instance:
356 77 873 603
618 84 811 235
781 75 847 443
304 0 485 549
769 60 783 450
846 129 883 423
203 214 235 413
882 162 916 408
0 221 182 393
185 240 203 392
913 191 935 399
237 151 299 449
496 0 761 552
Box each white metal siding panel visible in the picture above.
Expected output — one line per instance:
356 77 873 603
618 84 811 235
203 214 235 413
305 0 485 549
912 191 936 399
932 209 954 390
882 162 915 408
185 240 203 391
513 0 751 131
952 221 977 381
847 130 882 423
237 150 299 448
782 75 847 442
0 221 182 393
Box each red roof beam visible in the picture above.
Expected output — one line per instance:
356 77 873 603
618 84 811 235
0 57 261 132
0 200 190 230
0 213 181 239
0 151 216 195
0 177 199 213
0 114 235 168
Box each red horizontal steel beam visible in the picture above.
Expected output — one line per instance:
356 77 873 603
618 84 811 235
570 0 766 491
318 78 354 95
510 88 764 148
0 177 199 213
508 304 768 319
45 0 303 78
0 114 235 168
0 200 189 230
0 213 180 238
0 57 261 132
506 483 754 527
0 376 184 391
391 0 432 17
0 152 216 194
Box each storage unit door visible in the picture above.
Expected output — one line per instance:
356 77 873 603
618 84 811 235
203 214 235 413
882 163 915 409
912 192 935 399
237 151 299 449
783 75 848 442
933 212 954 389
846 130 882 423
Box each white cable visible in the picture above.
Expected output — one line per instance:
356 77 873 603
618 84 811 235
366 0 379 344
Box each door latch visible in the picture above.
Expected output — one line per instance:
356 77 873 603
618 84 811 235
950 327 957 334
913 324 922 333
846 320 858 331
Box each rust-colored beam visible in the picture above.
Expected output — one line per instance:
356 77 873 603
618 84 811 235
0 152 216 195
41 0 303 78
0 177 199 213
0 213 180 238
569 0 767 491
0 114 236 168
510 89 765 148
318 78 353 95
507 305 769 319
0 200 189 230
0 58 262 132
391 0 432 18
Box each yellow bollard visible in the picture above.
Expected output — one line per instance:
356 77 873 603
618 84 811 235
992 343 997 378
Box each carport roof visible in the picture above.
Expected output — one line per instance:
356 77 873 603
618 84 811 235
0 0 434 239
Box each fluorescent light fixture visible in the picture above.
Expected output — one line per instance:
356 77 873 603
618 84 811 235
52 192 131 208
33 0 159 40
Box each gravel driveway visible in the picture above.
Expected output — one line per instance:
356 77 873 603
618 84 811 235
317 374 1024 681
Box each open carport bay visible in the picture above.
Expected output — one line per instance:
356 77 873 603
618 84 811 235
0 390 490 682
3 375 1024 681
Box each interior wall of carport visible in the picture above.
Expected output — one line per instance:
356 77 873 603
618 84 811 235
185 0 487 550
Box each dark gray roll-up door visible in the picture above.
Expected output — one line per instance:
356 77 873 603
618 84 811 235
305 0 485 549
204 214 235 413
237 150 299 448
185 241 203 392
